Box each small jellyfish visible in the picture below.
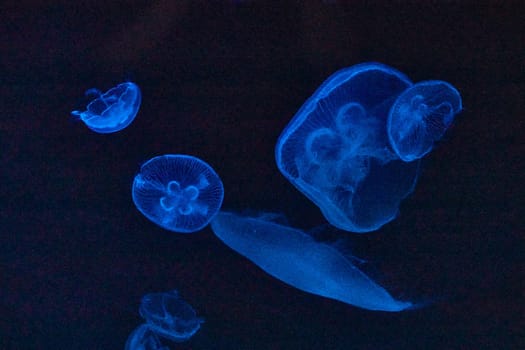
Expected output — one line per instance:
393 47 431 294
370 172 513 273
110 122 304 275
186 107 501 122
125 324 170 350
132 154 224 233
275 62 420 233
211 211 414 312
387 80 462 162
71 81 141 133
139 290 203 343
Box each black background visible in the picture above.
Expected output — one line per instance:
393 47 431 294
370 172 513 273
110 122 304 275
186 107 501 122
1 1 523 349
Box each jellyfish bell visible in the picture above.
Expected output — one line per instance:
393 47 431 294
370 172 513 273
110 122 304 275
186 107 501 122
132 154 224 233
211 211 415 312
387 80 462 162
139 290 203 343
71 81 141 133
275 62 419 233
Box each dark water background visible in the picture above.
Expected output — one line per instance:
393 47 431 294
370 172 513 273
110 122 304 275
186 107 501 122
1 1 523 349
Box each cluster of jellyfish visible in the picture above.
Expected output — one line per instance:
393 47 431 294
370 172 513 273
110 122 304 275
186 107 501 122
72 62 461 348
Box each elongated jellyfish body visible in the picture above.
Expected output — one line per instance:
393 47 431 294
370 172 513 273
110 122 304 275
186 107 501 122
139 290 203 342
387 80 462 161
71 81 141 133
211 211 413 312
132 154 224 233
275 63 420 233
125 324 169 350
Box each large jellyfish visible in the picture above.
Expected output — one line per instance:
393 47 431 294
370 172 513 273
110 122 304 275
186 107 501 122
71 81 141 133
139 290 203 343
387 80 462 162
132 154 224 233
211 211 414 312
275 62 420 233
125 324 170 350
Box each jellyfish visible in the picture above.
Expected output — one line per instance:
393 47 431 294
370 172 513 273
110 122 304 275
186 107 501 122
125 324 170 350
210 211 414 312
132 154 224 233
139 290 203 343
387 80 462 162
275 62 420 233
71 81 141 133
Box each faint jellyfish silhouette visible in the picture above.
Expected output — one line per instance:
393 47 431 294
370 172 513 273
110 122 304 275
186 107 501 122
139 290 203 342
275 62 420 233
132 154 224 233
71 81 141 133
211 211 414 312
125 324 170 350
387 80 462 162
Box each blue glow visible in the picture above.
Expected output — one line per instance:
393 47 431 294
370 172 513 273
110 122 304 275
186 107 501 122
132 154 224 233
125 324 170 350
387 80 462 162
211 211 414 312
139 290 203 343
275 63 420 233
71 81 141 133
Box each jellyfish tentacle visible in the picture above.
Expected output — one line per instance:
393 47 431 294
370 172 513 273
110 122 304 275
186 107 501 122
125 324 170 350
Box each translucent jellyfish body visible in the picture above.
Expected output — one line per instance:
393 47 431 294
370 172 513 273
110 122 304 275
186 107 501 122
387 80 462 162
139 290 203 343
132 154 224 233
211 211 414 312
71 81 141 133
125 324 170 350
275 62 420 233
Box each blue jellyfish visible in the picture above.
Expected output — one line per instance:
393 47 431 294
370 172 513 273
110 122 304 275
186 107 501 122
125 324 170 350
387 80 462 162
139 290 203 343
211 211 414 312
275 62 420 233
71 81 141 133
132 154 224 233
